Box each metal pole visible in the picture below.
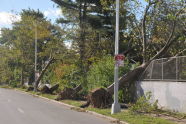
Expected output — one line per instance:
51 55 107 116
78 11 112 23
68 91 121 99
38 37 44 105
176 57 178 81
162 59 163 80
111 0 121 114
34 22 37 91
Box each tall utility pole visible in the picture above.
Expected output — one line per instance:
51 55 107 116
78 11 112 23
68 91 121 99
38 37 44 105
34 22 38 92
111 0 121 114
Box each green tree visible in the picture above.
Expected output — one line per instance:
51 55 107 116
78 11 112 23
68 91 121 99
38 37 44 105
0 9 67 88
51 0 130 90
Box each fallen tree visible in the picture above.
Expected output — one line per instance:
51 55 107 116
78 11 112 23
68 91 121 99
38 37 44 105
55 84 82 100
81 1 185 108
81 88 112 108
81 33 182 108
40 83 59 94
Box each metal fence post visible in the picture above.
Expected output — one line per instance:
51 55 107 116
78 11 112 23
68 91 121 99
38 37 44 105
162 59 164 80
150 61 154 79
176 57 178 81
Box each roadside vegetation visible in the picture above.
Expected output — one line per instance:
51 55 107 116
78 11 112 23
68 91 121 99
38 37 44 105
0 0 186 124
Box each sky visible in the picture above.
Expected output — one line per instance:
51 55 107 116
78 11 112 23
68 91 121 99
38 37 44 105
0 0 61 29
0 0 147 36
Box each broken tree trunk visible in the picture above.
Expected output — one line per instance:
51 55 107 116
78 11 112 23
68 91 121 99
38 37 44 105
40 83 59 94
40 85 51 94
50 83 59 93
55 84 82 100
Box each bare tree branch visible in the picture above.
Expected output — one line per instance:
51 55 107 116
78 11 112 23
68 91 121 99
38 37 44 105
175 49 186 56
142 0 159 63
150 7 185 61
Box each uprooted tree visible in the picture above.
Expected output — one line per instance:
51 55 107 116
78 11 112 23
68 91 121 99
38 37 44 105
81 0 186 108
55 84 82 100
51 0 186 108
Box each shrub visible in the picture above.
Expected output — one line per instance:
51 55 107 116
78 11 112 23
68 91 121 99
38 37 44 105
42 63 81 90
87 55 138 90
118 82 136 103
129 92 158 114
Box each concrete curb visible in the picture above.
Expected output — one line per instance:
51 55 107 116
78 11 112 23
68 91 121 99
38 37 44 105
14 89 129 124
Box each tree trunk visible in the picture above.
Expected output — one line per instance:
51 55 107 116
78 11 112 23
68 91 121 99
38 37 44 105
56 84 82 100
21 66 24 86
34 57 55 91
40 83 59 94
78 0 88 87
107 62 150 95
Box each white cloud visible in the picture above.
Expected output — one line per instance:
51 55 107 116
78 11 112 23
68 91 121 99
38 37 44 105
0 11 21 28
43 9 62 17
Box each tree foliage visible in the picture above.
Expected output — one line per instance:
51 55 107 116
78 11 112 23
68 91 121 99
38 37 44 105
0 9 66 87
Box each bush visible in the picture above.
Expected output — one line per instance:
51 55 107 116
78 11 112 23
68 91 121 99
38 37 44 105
118 83 136 103
7 68 21 88
129 92 158 114
42 63 82 90
87 55 138 90
9 80 19 88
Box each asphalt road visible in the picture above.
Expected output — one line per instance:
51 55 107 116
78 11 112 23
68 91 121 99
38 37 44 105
0 88 112 124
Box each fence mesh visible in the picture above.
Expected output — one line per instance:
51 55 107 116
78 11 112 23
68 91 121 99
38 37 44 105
141 56 186 81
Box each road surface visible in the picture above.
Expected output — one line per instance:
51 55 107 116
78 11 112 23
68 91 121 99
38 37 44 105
0 88 112 124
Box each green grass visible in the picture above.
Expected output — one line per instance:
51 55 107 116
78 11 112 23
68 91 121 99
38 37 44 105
61 100 175 124
40 93 57 99
111 110 174 124
61 100 85 107
0 85 12 89
86 108 174 124
156 109 186 120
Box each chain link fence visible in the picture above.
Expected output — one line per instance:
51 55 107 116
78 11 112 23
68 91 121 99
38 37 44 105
141 56 186 81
